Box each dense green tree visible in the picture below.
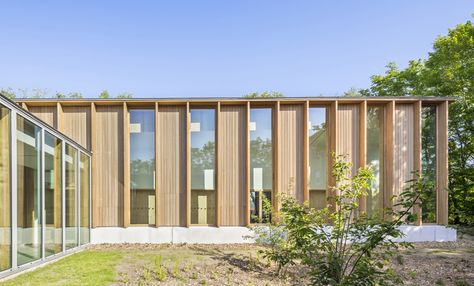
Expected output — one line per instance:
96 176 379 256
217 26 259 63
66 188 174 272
99 90 110 98
364 20 474 224
117 92 133 98
0 88 16 99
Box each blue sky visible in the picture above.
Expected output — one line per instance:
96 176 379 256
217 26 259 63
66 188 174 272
0 1 472 98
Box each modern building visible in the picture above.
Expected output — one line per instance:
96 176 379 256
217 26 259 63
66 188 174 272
0 94 456 277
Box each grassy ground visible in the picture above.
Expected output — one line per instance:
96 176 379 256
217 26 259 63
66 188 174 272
1 240 473 286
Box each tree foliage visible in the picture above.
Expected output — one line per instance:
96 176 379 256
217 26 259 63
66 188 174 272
252 154 426 285
244 91 284 98
363 20 474 225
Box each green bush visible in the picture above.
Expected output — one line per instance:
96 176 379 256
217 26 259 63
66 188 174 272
252 154 428 285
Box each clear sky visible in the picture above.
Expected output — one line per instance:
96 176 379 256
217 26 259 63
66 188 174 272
0 1 472 98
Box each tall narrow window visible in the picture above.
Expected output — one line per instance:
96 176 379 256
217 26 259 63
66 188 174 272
17 116 42 265
250 108 273 223
44 133 62 256
80 153 90 244
308 107 327 209
130 110 155 225
422 106 437 223
190 108 216 225
65 144 77 249
0 105 10 271
366 106 384 218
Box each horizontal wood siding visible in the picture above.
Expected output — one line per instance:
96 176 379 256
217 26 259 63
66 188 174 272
218 105 246 226
63 106 91 150
394 104 414 202
157 106 187 226
94 105 124 227
278 105 304 203
28 106 57 128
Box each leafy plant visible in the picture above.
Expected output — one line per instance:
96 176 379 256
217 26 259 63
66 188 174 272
252 154 428 285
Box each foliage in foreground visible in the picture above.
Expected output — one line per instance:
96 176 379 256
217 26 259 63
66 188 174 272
252 154 428 286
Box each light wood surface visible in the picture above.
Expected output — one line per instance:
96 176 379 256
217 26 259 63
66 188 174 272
28 106 57 129
437 101 449 224
63 106 91 150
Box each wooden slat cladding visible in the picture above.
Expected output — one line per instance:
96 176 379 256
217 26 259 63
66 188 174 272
278 104 304 203
157 106 187 226
393 104 414 202
217 105 246 226
437 101 449 224
94 105 124 227
336 104 360 176
28 106 57 129
62 106 91 150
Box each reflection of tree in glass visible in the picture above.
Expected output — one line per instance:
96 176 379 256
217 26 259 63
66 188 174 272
250 137 272 170
130 159 155 188
191 141 215 171
421 107 437 223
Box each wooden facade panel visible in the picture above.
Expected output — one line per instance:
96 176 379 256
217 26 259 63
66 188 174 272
278 105 304 203
63 106 91 150
393 104 414 200
28 106 57 129
437 101 449 224
218 105 246 226
336 104 360 175
94 105 124 227
157 106 187 226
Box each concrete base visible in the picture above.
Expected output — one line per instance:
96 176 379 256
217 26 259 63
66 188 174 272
91 225 456 244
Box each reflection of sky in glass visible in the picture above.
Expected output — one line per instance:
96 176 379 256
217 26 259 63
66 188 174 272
191 109 215 148
130 110 155 162
250 108 272 140
309 107 326 136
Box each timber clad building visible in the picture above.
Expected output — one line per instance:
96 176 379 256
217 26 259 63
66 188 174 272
0 94 455 277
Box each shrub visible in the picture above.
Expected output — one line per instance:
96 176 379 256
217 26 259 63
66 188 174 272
252 154 428 285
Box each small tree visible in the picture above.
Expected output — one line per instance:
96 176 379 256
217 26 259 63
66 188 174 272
99 90 110 99
252 154 426 285
244 91 283 98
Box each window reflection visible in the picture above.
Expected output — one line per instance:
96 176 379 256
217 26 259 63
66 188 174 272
0 105 10 270
250 108 273 223
422 106 437 223
130 110 155 225
65 144 77 249
80 153 90 244
366 106 383 218
190 108 216 225
308 107 327 209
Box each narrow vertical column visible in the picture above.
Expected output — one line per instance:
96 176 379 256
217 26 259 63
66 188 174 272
273 101 280 213
215 102 221 227
328 101 338 213
61 141 66 252
437 101 449 225
76 147 80 247
40 129 46 259
90 102 98 228
413 100 422 226
384 101 395 219
303 101 309 203
185 102 191 227
123 102 130 227
245 101 251 226
11 110 18 268
358 101 367 214
57 102 64 132
21 102 28 111
155 102 160 228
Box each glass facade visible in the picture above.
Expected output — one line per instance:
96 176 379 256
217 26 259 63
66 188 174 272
129 109 156 225
422 106 437 223
250 108 273 223
366 106 384 218
0 97 91 275
80 153 90 245
44 132 62 256
190 108 216 225
0 105 10 271
308 107 327 209
17 115 42 266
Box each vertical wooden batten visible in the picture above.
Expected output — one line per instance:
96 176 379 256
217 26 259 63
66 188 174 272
186 102 191 227
273 101 280 212
90 102 98 228
57 102 64 132
437 101 449 225
328 101 338 213
303 101 309 203
216 102 221 227
123 102 130 227
359 101 367 214
384 101 395 219
245 101 251 226
413 101 422 226
155 102 159 227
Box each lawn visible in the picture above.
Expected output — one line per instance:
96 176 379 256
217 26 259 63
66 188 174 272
1 240 473 286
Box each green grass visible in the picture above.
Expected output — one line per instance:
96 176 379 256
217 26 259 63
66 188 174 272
0 250 123 286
